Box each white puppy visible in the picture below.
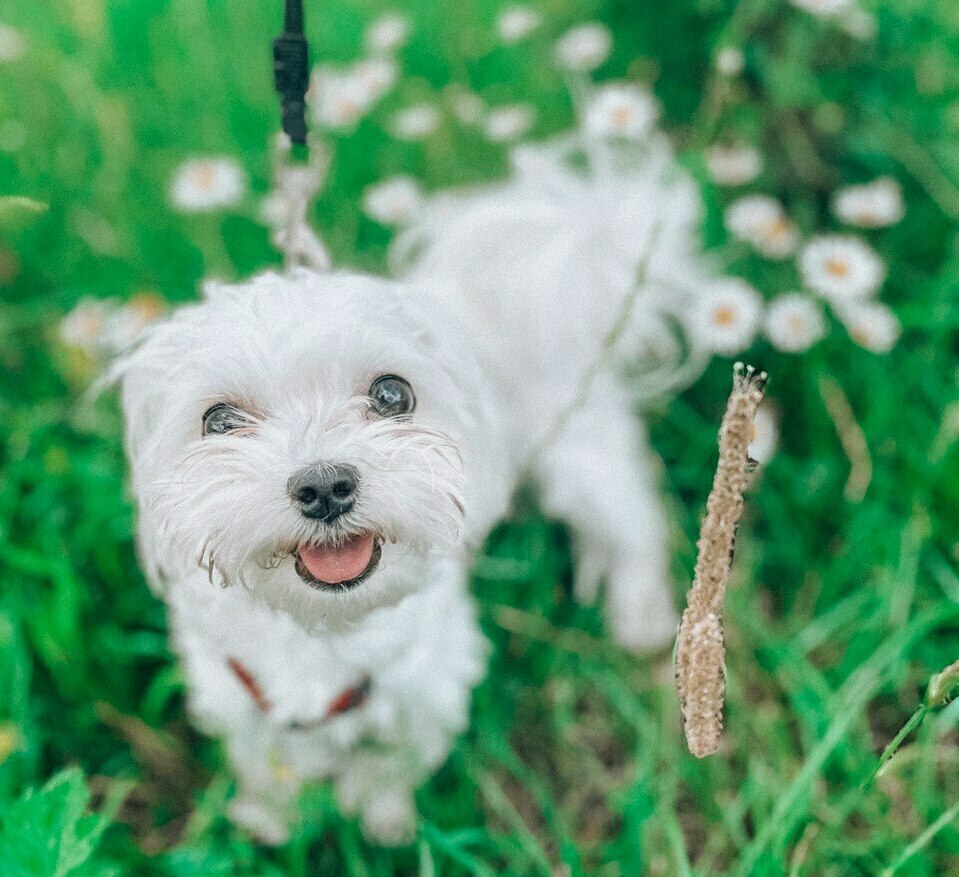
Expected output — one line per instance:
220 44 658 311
116 272 506 843
116 137 700 845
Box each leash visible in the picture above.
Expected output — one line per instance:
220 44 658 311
269 0 332 271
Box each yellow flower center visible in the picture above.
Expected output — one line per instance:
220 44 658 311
713 305 737 327
191 164 216 191
825 257 851 278
610 106 632 128
129 293 165 323
335 98 362 122
762 217 791 241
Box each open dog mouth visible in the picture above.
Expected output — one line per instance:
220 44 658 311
294 534 382 591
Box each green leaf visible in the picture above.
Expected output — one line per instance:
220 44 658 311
0 767 126 877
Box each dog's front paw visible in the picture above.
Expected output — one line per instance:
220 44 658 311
229 794 291 845
360 790 416 846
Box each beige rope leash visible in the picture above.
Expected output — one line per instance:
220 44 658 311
675 362 767 758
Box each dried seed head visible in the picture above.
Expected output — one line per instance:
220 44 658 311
676 610 725 757
675 362 767 757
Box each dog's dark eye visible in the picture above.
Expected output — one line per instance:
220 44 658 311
202 403 248 436
369 375 415 417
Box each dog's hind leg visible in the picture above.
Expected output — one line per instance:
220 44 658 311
534 379 678 652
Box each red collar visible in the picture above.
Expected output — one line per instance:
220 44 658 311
228 657 371 728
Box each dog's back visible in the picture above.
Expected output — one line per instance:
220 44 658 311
395 135 709 449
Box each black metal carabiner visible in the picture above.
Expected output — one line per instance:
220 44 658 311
273 0 310 147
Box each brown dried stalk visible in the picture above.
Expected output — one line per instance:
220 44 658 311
676 362 767 758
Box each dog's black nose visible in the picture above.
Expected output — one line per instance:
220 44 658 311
288 464 359 521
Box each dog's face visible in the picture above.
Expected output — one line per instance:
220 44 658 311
116 270 484 626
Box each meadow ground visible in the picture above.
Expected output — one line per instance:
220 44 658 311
1 1 959 874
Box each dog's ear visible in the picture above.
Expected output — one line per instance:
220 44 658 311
101 320 172 461
103 307 207 495
104 316 196 597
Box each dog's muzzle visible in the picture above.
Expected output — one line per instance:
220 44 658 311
287 463 382 590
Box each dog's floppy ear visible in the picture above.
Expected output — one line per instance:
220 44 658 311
102 312 201 596
103 318 177 466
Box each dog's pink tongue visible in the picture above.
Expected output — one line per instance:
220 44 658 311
299 535 375 584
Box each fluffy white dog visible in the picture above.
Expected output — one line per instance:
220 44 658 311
114 135 706 845
116 272 503 843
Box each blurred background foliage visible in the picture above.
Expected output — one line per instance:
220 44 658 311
1 0 959 874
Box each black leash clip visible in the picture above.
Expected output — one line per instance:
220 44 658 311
273 0 310 146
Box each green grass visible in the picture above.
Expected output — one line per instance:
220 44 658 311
2 0 959 874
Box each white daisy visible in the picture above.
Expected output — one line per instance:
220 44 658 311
0 23 25 62
748 405 779 466
839 301 901 353
724 194 785 238
310 69 372 130
582 84 659 141
483 104 535 143
365 12 410 54
389 103 441 140
102 294 166 352
764 293 826 352
799 235 885 302
691 280 764 355
831 177 904 228
450 89 486 125
362 176 424 225
353 57 399 96
310 62 396 130
169 157 245 212
724 195 799 259
705 144 762 186
60 294 164 357
715 46 745 75
497 6 541 43
554 22 612 72
788 0 852 17
59 298 111 352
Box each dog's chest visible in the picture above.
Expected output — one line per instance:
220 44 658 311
167 574 434 732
